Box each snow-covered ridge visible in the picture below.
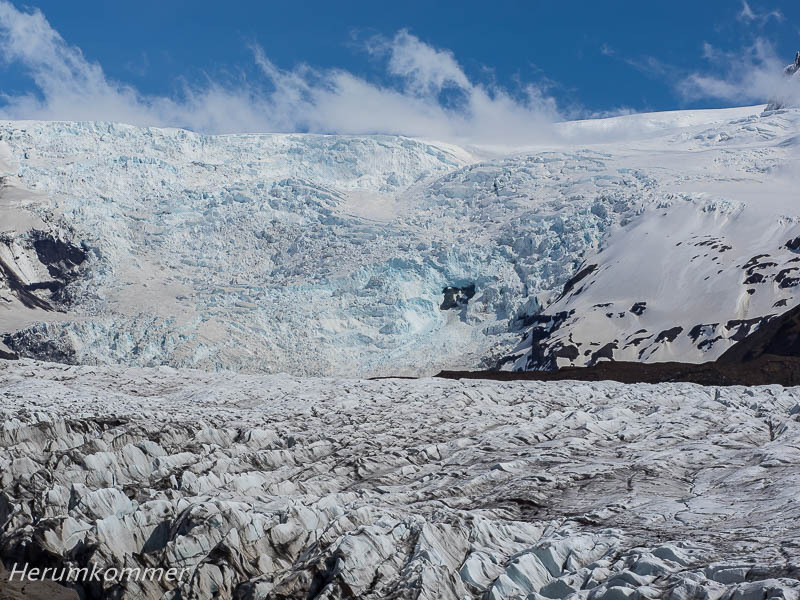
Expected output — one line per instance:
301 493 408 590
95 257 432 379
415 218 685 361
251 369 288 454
1 106 799 375
506 108 800 370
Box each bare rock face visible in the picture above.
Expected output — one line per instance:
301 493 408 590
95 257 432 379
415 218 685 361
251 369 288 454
785 51 800 78
1 361 800 599
0 231 88 313
718 303 800 364
0 139 91 363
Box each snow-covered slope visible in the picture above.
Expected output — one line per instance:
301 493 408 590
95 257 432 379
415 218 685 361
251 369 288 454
1 106 799 375
2 360 800 600
506 108 800 370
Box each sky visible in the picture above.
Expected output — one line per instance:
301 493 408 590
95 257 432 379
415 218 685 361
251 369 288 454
0 0 797 144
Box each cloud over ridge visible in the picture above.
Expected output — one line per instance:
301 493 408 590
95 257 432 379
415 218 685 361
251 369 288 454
679 38 800 107
0 1 796 146
0 1 560 145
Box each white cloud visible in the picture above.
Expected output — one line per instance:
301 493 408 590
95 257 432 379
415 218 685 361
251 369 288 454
679 38 799 107
737 0 783 25
0 2 563 146
600 44 615 57
375 30 471 96
2 1 792 148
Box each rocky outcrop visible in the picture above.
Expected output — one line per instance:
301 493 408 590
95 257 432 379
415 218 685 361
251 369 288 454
445 302 800 387
718 302 800 363
440 283 476 310
0 340 18 360
0 231 87 313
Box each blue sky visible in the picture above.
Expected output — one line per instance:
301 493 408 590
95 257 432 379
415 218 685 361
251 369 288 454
0 1 797 141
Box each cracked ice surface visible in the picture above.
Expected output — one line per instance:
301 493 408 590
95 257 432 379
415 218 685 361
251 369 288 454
1 360 799 599
0 121 650 376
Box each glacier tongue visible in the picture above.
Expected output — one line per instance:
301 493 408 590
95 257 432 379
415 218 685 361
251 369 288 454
1 106 799 375
1 360 800 599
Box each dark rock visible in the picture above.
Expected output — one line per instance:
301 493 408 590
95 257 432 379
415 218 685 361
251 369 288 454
519 311 574 370
725 317 767 341
0 346 19 360
718 304 800 363
32 235 87 279
624 336 651 348
437 355 800 387
689 323 718 342
0 255 55 311
776 268 800 288
589 342 617 365
697 336 723 351
439 303 800 387
553 344 580 360
440 284 475 310
630 302 647 316
0 232 88 312
742 254 770 271
655 327 683 343
558 264 597 300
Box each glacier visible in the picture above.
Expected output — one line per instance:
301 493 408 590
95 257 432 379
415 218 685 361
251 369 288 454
2 104 800 600
3 105 798 376
2 360 800 599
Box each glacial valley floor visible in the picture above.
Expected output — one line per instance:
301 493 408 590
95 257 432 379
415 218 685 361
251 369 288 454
1 359 799 599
